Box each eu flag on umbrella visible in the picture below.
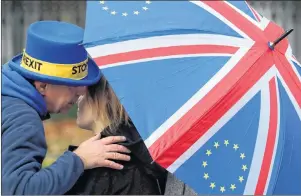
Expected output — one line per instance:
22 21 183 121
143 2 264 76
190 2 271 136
84 1 301 195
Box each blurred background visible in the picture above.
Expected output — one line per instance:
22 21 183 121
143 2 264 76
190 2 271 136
2 1 301 167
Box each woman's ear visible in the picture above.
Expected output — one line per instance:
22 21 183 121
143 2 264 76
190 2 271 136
34 81 48 96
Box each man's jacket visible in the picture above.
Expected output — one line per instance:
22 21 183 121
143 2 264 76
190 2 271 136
1 63 84 195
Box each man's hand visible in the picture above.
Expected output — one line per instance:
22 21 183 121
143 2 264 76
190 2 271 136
74 134 131 170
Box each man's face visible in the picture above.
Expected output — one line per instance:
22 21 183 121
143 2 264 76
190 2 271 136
35 82 86 114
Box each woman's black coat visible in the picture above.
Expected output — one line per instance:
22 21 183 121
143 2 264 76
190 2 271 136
65 121 167 195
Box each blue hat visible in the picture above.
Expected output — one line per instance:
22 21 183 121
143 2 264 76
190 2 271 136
9 20 102 86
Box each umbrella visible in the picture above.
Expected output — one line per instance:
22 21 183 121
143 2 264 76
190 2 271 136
83 1 301 194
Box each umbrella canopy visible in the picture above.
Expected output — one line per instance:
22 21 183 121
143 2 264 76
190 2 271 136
84 1 301 194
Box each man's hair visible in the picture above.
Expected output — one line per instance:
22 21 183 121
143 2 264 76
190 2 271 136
86 76 129 132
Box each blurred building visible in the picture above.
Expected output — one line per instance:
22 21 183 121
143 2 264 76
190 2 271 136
1 1 301 64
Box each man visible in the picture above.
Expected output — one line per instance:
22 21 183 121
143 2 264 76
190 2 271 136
1 21 131 195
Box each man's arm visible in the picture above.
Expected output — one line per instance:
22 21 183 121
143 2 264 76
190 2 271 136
1 107 84 195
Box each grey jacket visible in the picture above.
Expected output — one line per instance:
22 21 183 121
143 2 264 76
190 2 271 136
164 173 197 195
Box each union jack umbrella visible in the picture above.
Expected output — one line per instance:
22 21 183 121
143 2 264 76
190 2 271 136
83 1 301 194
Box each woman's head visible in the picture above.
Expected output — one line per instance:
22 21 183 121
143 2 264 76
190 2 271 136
77 76 129 133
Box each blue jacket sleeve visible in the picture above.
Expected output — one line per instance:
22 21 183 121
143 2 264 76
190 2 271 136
1 105 84 195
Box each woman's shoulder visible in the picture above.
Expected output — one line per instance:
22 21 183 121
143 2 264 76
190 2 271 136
102 120 138 139
101 121 154 163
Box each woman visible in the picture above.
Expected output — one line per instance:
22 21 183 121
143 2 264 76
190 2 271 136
65 76 167 195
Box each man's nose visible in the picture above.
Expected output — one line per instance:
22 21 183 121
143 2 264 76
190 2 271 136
75 86 87 96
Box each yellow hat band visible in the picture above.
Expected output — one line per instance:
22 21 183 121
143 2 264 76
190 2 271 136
21 50 88 80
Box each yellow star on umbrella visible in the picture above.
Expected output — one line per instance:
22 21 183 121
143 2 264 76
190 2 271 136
202 161 208 168
206 149 212 156
220 186 226 193
239 176 244 183
224 140 229 146
111 11 117 15
210 182 216 189
233 144 239 151
240 153 246 159
242 165 248 171
214 142 220 149
230 184 236 191
203 173 209 180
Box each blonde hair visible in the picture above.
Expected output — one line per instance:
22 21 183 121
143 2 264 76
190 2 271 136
86 76 129 132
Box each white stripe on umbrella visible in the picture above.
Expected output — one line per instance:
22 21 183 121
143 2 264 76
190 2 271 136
246 1 262 22
264 78 281 194
258 17 270 31
93 53 234 70
291 56 301 66
86 34 253 58
276 71 301 120
243 74 271 194
285 47 301 83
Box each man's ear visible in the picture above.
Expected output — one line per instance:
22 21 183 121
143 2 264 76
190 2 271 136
34 81 48 95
